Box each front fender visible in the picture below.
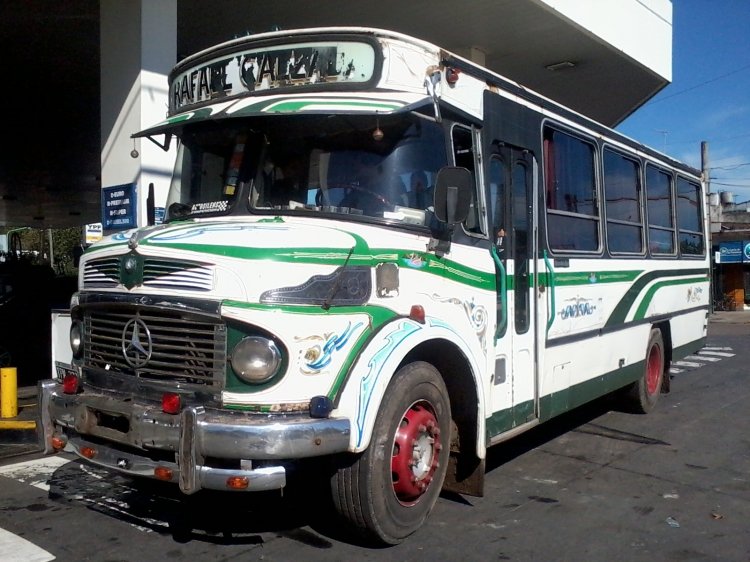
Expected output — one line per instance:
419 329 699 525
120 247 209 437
335 316 487 454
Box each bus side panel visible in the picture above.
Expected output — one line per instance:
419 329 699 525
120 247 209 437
669 308 709 361
539 324 652 421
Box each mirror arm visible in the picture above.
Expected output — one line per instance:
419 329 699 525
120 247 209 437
427 225 453 257
424 66 442 123
145 133 172 152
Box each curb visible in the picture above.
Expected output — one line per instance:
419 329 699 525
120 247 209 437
0 387 38 435
0 420 36 430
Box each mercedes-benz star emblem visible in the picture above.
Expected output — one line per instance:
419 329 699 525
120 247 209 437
121 318 153 368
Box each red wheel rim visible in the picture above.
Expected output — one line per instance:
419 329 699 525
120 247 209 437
391 401 442 505
646 342 662 395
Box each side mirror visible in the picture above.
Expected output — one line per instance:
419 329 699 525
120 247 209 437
433 167 472 226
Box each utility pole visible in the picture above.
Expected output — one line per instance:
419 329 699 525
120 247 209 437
701 141 710 194
47 228 55 272
702 140 716 312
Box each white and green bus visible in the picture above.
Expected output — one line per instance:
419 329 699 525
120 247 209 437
40 27 709 544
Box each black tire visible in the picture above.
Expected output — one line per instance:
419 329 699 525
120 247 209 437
331 361 451 545
624 328 664 414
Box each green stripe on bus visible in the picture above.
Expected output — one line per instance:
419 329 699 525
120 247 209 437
605 268 709 327
232 98 404 116
533 270 642 287
485 399 535 437
551 269 642 286
149 242 495 289
486 334 707 439
265 100 404 112
633 276 709 320
672 337 707 361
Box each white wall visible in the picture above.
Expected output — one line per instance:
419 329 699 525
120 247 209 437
100 0 177 230
539 0 672 81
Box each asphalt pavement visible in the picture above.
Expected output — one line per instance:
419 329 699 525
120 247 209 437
0 310 748 560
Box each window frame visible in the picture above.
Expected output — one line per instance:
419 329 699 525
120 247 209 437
542 123 603 256
675 174 706 257
602 145 646 257
644 163 677 257
450 122 488 238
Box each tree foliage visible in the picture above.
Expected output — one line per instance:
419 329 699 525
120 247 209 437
1 226 83 276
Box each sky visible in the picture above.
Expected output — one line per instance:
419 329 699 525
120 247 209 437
616 0 750 202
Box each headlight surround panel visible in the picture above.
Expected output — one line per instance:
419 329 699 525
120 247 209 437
230 336 282 384
226 322 288 390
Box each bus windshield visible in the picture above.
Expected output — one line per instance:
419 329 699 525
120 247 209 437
165 112 447 225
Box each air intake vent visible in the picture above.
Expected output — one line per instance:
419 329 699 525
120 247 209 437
82 256 214 291
83 257 120 288
143 258 214 291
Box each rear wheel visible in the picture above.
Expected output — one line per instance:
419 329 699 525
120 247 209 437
624 328 664 414
331 361 451 544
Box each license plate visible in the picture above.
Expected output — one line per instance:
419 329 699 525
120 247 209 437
55 362 76 382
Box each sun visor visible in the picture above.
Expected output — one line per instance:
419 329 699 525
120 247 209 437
132 92 432 139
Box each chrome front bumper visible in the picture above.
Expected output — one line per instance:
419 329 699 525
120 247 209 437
38 380 351 494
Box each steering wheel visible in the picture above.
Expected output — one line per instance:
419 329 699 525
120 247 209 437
316 183 396 212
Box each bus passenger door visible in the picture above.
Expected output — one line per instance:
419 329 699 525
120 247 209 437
489 144 539 433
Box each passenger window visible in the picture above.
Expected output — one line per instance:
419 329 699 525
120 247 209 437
645 166 675 255
676 177 704 255
452 125 483 234
604 149 643 254
543 127 600 252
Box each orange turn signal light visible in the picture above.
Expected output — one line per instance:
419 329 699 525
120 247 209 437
80 446 97 459
154 466 174 481
226 476 249 490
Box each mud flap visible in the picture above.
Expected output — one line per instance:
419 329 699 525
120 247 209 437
442 452 485 497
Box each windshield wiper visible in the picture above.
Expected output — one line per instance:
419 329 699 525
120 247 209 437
321 245 356 311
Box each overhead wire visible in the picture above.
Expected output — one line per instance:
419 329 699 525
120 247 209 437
643 62 750 106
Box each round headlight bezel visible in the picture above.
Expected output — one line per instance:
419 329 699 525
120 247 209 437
230 336 282 384
70 320 84 359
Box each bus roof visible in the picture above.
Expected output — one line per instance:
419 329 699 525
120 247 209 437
140 26 700 178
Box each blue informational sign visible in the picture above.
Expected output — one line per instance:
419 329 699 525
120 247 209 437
102 183 137 231
154 206 165 225
719 240 750 263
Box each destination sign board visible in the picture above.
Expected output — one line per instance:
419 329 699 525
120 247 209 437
169 40 377 114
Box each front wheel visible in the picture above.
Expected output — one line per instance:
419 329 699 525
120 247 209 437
623 328 664 414
331 361 451 544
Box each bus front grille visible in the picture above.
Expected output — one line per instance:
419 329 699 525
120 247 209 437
83 305 226 389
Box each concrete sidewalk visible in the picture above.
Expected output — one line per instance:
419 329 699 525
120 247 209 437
708 309 750 323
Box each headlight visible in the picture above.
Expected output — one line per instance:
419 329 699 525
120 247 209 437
70 321 84 359
230 336 282 384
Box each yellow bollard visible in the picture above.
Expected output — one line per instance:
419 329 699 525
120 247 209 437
1 367 18 418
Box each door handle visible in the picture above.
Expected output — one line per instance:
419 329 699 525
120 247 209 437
543 250 556 335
